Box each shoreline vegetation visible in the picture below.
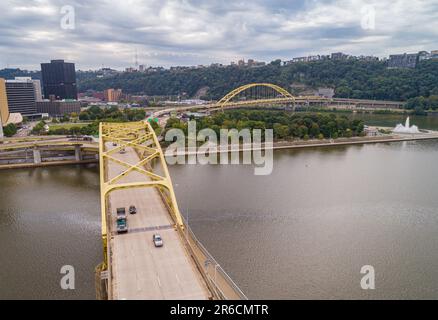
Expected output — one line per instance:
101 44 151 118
164 132 438 157
26 107 438 142
164 110 366 142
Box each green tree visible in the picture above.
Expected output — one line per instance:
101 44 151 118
273 123 290 139
3 123 17 137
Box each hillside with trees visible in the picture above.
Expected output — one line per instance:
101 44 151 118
77 59 438 103
2 59 437 110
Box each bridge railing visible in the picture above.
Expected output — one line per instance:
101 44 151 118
180 215 248 300
155 185 247 300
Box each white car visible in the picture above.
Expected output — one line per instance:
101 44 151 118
153 234 163 247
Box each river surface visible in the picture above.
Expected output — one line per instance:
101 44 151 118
1 114 438 299
171 140 438 299
350 113 438 131
0 165 101 299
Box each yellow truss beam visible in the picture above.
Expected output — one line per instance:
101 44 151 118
99 121 184 270
216 83 296 110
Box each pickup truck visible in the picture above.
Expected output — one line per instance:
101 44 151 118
116 207 126 219
116 207 128 234
117 219 128 234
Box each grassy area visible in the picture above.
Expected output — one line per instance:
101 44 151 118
48 123 90 130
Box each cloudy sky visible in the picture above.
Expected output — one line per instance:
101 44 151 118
1 0 438 70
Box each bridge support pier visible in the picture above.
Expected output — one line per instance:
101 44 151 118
75 145 83 161
33 148 41 164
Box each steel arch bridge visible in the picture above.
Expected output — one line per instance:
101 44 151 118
98 121 184 270
215 83 296 110
96 121 248 300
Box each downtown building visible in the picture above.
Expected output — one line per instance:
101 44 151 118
5 78 38 115
36 100 81 117
41 60 78 100
104 88 123 102
1 78 24 137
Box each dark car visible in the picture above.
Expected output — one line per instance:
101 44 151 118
129 205 137 215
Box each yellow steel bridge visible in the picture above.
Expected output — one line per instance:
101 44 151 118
215 83 296 110
97 121 246 300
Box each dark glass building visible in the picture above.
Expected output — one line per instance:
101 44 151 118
41 60 78 100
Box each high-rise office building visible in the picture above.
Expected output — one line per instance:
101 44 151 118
32 79 43 101
5 78 37 115
14 77 43 102
0 78 9 137
41 60 77 100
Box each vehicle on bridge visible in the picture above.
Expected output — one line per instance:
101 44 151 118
116 219 128 234
116 208 128 234
153 234 163 247
129 205 137 215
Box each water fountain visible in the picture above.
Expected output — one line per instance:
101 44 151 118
393 117 420 134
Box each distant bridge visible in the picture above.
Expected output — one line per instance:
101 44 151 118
150 83 405 119
0 136 98 169
215 83 296 110
213 83 404 110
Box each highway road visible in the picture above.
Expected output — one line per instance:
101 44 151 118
106 142 209 300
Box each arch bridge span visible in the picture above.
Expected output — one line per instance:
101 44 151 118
215 83 296 110
96 121 247 300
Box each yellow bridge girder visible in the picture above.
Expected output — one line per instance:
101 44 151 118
99 121 184 270
215 83 296 110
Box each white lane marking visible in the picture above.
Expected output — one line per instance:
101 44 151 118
175 273 180 284
156 275 162 287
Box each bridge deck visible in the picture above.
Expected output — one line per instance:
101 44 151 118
106 142 209 300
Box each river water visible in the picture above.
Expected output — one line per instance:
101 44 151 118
1 114 438 299
0 165 101 299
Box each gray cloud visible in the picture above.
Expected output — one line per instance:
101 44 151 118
0 0 437 70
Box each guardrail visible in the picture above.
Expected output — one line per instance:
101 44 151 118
180 215 248 300
156 185 247 300
136 145 248 300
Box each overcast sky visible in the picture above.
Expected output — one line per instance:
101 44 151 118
1 0 438 70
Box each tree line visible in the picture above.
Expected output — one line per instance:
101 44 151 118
165 110 365 141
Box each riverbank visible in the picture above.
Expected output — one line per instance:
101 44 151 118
0 159 98 170
165 131 438 156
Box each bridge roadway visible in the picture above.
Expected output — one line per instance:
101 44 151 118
105 141 209 300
